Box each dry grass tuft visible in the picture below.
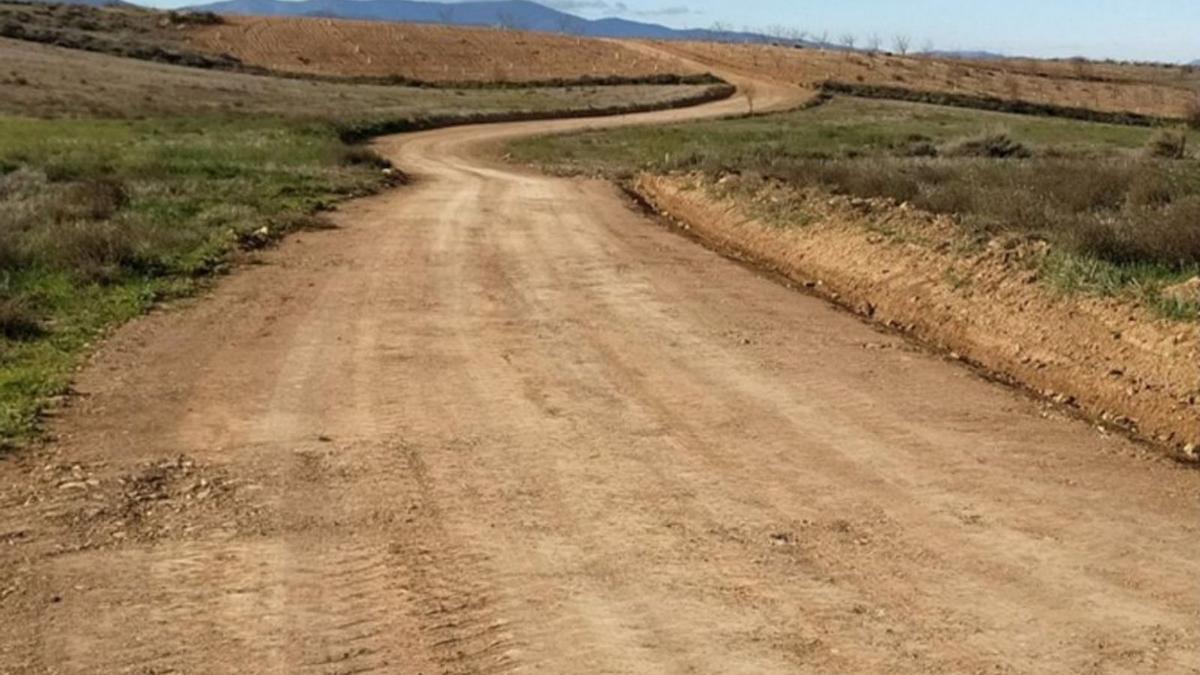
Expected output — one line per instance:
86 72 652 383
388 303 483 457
945 131 1031 159
1145 128 1189 159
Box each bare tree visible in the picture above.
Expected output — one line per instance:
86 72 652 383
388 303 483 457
840 33 856 50
436 5 454 25
921 39 935 55
866 33 882 53
767 24 789 41
710 20 734 41
786 27 808 47
892 34 911 55
816 30 830 48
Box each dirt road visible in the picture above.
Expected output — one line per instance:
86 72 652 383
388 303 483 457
2 57 1200 675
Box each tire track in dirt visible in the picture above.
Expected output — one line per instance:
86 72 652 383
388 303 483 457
1 49 1199 674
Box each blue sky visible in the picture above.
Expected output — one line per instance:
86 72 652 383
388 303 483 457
140 0 1200 62
549 0 1199 62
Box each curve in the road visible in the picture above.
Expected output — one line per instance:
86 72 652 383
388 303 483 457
1 47 1199 675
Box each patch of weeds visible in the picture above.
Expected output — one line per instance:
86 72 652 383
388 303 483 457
1040 249 1200 306
944 130 1031 158
1153 295 1200 321
340 145 392 171
1145 127 1189 159
0 115 390 446
0 297 43 341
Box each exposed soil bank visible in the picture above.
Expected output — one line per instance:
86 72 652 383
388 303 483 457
636 173 1200 458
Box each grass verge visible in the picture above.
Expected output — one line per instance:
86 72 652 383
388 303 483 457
0 116 393 447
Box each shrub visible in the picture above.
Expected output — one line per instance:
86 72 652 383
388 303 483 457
0 297 42 341
945 131 1031 159
0 166 46 200
44 220 140 283
340 146 392 171
64 177 129 220
915 179 976 214
1145 128 1188 159
1126 167 1177 207
166 10 223 25
897 134 939 157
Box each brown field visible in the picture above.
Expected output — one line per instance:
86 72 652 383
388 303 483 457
0 36 716 120
982 55 1200 90
648 41 1198 119
185 16 703 82
181 14 1196 119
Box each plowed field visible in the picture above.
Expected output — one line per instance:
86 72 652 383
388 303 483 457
651 41 1197 118
186 17 703 82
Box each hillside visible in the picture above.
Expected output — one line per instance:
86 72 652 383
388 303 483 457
0 35 717 119
182 0 783 43
185 15 707 82
650 41 1199 120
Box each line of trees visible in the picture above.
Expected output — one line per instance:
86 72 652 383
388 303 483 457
442 8 936 54
711 23 934 56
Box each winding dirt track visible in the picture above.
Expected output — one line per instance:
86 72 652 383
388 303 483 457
2 54 1200 674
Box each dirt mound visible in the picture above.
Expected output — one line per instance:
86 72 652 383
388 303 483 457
185 17 703 82
647 42 1195 119
637 173 1200 457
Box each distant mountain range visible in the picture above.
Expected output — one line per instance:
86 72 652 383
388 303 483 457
31 0 1042 61
177 0 791 43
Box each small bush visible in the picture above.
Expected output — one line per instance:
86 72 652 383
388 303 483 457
166 10 223 25
340 146 392 171
44 220 140 283
0 166 46 200
0 297 42 341
945 131 1031 159
64 177 129 220
1126 167 1177 207
915 180 976 214
897 135 939 157
1145 128 1188 159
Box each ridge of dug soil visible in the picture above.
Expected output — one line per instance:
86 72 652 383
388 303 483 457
635 173 1200 459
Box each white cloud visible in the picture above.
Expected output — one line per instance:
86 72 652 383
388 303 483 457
541 0 699 19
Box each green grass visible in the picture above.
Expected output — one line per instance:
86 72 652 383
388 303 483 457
0 115 387 447
509 96 1198 176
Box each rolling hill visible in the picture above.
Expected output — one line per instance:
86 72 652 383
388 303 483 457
180 0 783 43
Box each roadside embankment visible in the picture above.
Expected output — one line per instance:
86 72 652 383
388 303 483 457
636 173 1200 459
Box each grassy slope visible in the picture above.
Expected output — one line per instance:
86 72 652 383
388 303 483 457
1 37 719 122
510 96 1195 174
0 36 726 448
510 96 1200 318
0 117 387 444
